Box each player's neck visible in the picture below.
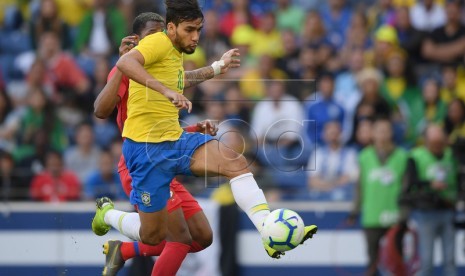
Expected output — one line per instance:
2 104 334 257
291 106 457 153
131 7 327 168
164 29 182 53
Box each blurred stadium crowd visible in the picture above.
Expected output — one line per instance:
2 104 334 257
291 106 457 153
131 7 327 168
0 0 464 205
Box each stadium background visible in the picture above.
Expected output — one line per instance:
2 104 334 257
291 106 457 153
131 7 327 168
1 0 465 275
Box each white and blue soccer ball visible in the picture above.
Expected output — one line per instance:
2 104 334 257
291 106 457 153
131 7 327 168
261 208 305 252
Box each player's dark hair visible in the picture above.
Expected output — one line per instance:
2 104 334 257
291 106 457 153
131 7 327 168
165 0 204 26
132 12 165 35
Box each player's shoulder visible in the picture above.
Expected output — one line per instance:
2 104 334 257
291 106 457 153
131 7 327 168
141 31 169 44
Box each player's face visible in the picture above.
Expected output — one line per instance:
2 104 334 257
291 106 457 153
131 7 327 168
172 18 203 54
139 21 165 40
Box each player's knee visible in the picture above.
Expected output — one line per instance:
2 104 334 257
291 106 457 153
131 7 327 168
140 228 167 246
221 151 249 178
170 224 193 245
198 228 213 249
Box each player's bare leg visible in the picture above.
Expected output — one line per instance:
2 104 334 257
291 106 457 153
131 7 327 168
151 208 192 276
186 211 213 251
138 208 169 245
190 140 317 258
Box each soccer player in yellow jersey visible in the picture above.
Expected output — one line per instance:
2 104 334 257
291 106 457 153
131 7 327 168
101 0 317 260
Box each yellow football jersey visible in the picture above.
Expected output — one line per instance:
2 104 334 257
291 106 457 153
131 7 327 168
122 31 185 143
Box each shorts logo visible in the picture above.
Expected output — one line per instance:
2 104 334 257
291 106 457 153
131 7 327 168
141 192 151 206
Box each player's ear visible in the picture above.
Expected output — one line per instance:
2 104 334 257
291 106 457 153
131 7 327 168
167 22 176 35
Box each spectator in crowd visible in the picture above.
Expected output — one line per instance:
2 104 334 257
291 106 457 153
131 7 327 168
335 47 365 100
250 12 284 59
422 0 465 67
275 0 305 34
38 32 90 99
64 122 100 184
276 30 301 80
204 98 234 140
394 6 427 67
343 11 371 53
367 0 396 32
92 57 110 98
29 0 71 50
13 87 67 162
380 49 420 144
307 121 358 201
84 150 124 200
108 137 122 169
306 72 345 145
200 10 230 62
400 125 458 276
440 65 465 104
351 68 391 144
223 84 250 125
351 118 373 152
220 0 259 37
300 11 332 68
350 117 409 276
445 98 465 167
412 78 447 143
251 80 304 146
0 150 30 200
74 0 126 57
298 46 321 83
319 0 352 50
370 25 399 69
410 0 446 32
55 0 92 27
30 150 80 202
239 54 287 100
252 80 308 196
444 98 465 144
229 24 256 68
0 87 17 152
92 116 118 149
26 59 55 101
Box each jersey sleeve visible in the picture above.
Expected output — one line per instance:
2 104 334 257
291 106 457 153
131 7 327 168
134 33 171 65
107 66 129 100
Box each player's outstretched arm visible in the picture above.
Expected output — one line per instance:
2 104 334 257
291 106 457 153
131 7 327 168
94 70 124 118
117 49 192 112
184 48 241 88
94 36 137 118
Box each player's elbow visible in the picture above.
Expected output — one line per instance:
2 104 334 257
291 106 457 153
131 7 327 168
116 56 130 75
93 103 111 119
93 108 108 119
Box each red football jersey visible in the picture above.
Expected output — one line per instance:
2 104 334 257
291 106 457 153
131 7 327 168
107 66 130 172
107 66 130 133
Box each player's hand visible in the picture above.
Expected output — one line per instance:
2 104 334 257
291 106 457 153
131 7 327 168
163 89 192 113
119 36 138 57
219 48 241 74
196 120 218 136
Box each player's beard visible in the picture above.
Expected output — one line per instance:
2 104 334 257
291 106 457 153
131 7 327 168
174 31 196 54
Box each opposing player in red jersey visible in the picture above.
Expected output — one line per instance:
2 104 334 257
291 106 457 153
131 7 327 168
92 13 220 276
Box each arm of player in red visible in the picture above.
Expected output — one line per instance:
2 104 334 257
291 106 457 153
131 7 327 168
94 36 136 118
183 120 218 136
94 68 126 118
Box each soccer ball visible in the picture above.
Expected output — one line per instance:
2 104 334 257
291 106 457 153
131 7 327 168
261 208 305 252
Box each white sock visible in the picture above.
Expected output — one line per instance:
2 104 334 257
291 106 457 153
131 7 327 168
104 208 141 241
230 172 270 232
